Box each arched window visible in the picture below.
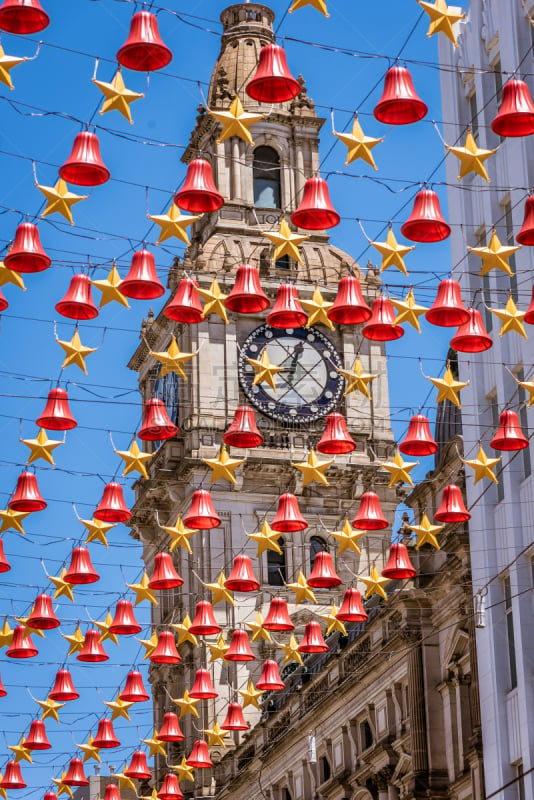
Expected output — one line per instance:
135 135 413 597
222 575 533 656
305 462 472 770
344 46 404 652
253 146 281 209
267 539 286 586
309 536 328 571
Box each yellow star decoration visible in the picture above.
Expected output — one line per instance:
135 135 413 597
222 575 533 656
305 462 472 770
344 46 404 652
370 228 415 276
379 450 418 487
161 514 197 554
246 611 273 643
127 571 158 606
76 735 101 763
489 296 528 339
141 789 159 800
50 569 76 602
408 513 445 550
292 448 334 487
91 266 130 309
390 288 428 333
57 330 97 374
81 517 114 547
203 571 235 606
0 46 26 90
114 770 137 794
361 565 389 601
320 603 347 636
37 697 64 723
0 508 29 535
418 0 466 47
276 634 303 666
150 335 196 380
0 776 7 800
427 364 469 409
209 95 264 146
62 625 85 656
517 377 534 407
334 116 382 168
115 438 153 479
52 773 74 799
170 755 195 783
197 277 229 323
21 429 62 466
0 619 13 648
172 689 201 719
8 737 32 764
0 261 26 291
446 130 496 182
93 69 144 124
300 286 333 329
104 695 134 721
247 518 283 556
142 730 167 757
468 229 520 277
137 629 159 660
238 679 264 709
246 348 284 392
463 445 501 485
37 179 88 225
208 633 229 662
289 0 329 15
170 613 199 647
204 722 229 748
203 444 245 485
328 518 366 555
95 612 119 646
262 217 309 264
337 357 377 399
148 205 201 246
285 570 317 604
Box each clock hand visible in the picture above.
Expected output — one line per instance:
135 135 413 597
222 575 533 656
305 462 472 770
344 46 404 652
284 342 304 387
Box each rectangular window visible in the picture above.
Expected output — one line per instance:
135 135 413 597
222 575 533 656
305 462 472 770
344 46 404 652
516 762 525 800
504 201 519 300
493 59 503 107
477 229 493 332
504 575 518 689
469 91 479 140
489 393 504 501
516 368 531 478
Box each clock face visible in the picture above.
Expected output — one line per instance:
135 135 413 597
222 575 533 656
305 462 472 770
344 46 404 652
238 325 344 423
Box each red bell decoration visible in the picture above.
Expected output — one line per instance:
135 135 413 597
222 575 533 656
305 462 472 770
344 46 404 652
352 491 388 531
336 588 368 623
94 482 132 523
49 669 79 702
63 759 88 787
517 195 534 245
187 740 213 769
363 296 404 342
401 189 450 243
138 398 179 441
327 275 371 325
174 158 224 214
148 552 184 590
373 66 427 125
256 659 285 691
223 405 264 448
4 222 51 274
450 308 493 353
382 542 416 580
183 489 221 529
165 277 204 323
92 718 120 749
189 668 218 699
246 43 301 103
124 751 152 781
0 762 26 789
190 600 221 636
399 414 438 457
490 410 529 451
525 286 534 325
224 629 255 662
36 387 77 431
491 79 534 137
225 554 260 592
221 702 249 731
266 284 308 329
65 546 99 585
6 626 38 658
291 176 340 231
317 412 356 455
60 131 110 187
0 0 49 34
119 670 150 702
0 289 7 313
104 786 121 800
117 10 172 72
157 712 184 742
308 551 341 588
263 596 294 631
271 492 308 533
0 540 10 573
426 279 469 327
44 793 58 800
27 593 60 629
77 630 109 663
55 274 99 320
121 250 165 300
149 631 181 664
109 599 142 635
158 774 183 800
298 621 329 653
434 485 471 523
0 673 6 697
8 471 46 512
23 719 51 750
225 264 270 313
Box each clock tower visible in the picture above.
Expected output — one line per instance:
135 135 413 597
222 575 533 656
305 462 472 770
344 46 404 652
128 1 397 779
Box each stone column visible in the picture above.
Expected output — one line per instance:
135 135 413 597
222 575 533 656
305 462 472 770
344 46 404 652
232 138 241 201
407 635 429 782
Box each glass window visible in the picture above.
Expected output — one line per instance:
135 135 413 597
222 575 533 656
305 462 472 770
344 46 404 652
469 91 479 141
493 59 503 106
503 201 519 300
515 369 531 478
310 536 328 571
489 393 504 502
504 576 517 689
254 146 281 209
267 539 286 586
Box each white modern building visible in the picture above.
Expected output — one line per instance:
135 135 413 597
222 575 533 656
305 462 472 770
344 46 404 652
439 3 534 799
